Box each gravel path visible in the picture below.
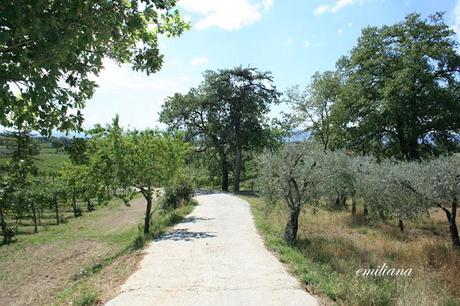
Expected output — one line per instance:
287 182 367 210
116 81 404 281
106 193 318 306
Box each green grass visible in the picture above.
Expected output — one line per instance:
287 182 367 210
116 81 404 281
239 193 460 306
72 288 101 306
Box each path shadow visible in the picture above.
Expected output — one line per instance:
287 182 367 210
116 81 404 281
194 189 223 195
180 216 214 224
155 229 216 242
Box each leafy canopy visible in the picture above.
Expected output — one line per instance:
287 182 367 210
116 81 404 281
335 13 460 160
0 0 189 134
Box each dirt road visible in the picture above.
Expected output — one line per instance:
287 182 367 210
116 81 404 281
106 193 318 306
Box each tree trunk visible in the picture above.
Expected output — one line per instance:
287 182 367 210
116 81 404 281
72 191 81 218
284 206 300 245
363 204 369 217
351 200 357 218
143 193 153 234
0 205 9 244
220 155 229 192
233 145 242 192
86 199 94 212
448 198 459 247
54 196 60 225
398 219 404 232
31 199 38 233
38 209 42 226
440 198 460 247
334 193 347 209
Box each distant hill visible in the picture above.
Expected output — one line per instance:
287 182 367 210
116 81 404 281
284 130 312 143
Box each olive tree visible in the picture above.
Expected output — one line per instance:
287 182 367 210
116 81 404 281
356 158 429 231
320 150 360 213
257 143 323 244
413 156 460 246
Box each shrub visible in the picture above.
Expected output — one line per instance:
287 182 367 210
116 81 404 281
160 174 195 210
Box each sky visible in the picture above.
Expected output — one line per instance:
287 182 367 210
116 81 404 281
82 0 460 130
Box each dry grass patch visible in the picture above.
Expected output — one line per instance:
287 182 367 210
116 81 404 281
241 194 460 306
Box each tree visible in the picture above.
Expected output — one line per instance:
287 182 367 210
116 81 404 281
1 0 189 135
90 117 189 233
320 150 358 211
355 158 428 230
64 137 89 165
126 131 189 233
160 88 232 191
160 67 279 192
335 13 460 160
286 71 342 151
60 163 85 217
257 143 323 244
0 174 14 244
412 156 460 246
88 116 135 205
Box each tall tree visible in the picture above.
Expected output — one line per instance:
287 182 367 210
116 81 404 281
160 89 232 190
335 13 460 160
286 71 342 151
0 0 189 135
160 67 279 192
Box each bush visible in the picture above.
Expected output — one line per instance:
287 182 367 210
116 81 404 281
160 174 194 210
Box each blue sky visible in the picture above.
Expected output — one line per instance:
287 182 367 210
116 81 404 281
83 0 460 130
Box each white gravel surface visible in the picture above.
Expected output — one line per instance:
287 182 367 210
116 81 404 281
106 193 319 306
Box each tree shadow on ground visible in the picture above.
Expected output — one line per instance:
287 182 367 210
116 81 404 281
154 229 217 242
180 216 214 224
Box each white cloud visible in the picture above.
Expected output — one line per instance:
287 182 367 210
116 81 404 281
262 0 274 10
180 0 274 31
304 40 310 47
191 57 209 66
314 5 329 15
286 37 293 44
453 0 460 41
84 58 193 130
314 0 362 15
337 28 344 35
93 59 189 92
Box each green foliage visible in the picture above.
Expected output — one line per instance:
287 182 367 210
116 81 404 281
159 172 195 210
64 137 89 165
257 142 324 209
87 116 190 233
285 71 342 151
72 289 100 306
257 141 459 244
414 155 460 205
1 0 189 135
334 13 460 160
160 66 281 191
355 158 429 222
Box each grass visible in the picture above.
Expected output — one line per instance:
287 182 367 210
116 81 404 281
55 200 197 306
239 193 460 306
0 194 197 306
